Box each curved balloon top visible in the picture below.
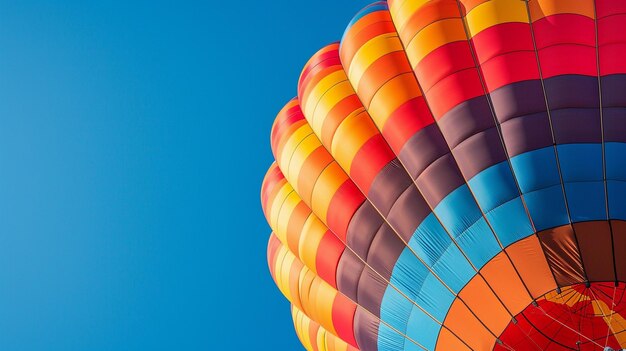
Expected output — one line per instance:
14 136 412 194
260 1 626 350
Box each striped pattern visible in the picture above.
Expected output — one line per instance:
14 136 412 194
261 1 626 350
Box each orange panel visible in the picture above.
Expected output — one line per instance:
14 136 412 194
444 299 497 350
480 252 533 316
458 275 512 336
505 236 557 299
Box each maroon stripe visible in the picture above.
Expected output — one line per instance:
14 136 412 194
347 202 384 259
500 112 553 157
452 127 507 180
416 153 465 206
367 159 413 216
437 97 495 150
537 225 586 287
337 249 366 302
398 123 449 179
354 307 380 351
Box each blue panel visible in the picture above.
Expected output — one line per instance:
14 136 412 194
524 185 569 231
380 286 413 332
406 306 441 351
418 273 455 321
485 197 534 247
557 144 603 182
432 244 475 293
391 249 429 300
510 147 560 193
434 185 482 239
564 182 606 221
455 217 501 269
409 213 452 266
468 161 518 211
606 142 626 180
608 180 626 220
378 322 407 351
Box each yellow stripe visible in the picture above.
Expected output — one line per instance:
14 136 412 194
311 162 348 223
331 111 379 172
274 247 292 301
302 71 347 125
311 81 355 134
406 18 466 64
312 281 338 335
276 191 301 245
368 73 420 128
390 0 430 32
279 124 313 177
465 0 527 37
299 215 326 275
348 33 403 90
269 183 293 231
288 134 323 189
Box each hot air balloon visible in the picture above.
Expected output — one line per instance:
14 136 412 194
260 1 626 350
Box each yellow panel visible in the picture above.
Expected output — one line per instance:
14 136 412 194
348 33 403 90
406 18 467 64
298 268 317 317
269 183 294 231
390 0 431 31
310 162 348 223
275 191 302 245
274 247 293 301
288 134 323 188
367 73 420 127
331 111 379 172
302 71 348 122
528 0 595 20
311 81 356 133
312 281 338 335
299 215 327 275
465 0 528 37
279 124 313 174
317 329 327 351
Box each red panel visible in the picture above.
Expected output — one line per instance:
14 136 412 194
350 134 395 194
326 182 365 242
426 68 485 119
331 293 358 348
471 22 534 64
538 45 597 78
381 97 434 153
480 51 539 91
415 41 474 93
315 231 344 289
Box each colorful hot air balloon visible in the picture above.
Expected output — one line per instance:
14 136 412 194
260 1 626 350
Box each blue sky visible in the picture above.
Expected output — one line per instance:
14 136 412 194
0 1 371 350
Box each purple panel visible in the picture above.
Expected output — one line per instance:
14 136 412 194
354 307 380 351
416 153 465 206
347 202 384 258
550 108 602 144
500 112 553 157
356 265 388 316
437 96 494 149
452 127 507 179
543 75 599 110
337 249 365 302
604 108 626 143
367 159 412 216
490 79 547 123
366 224 406 280
601 74 626 107
398 123 449 179
387 185 431 241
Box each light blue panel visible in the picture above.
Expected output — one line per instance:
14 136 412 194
557 144 603 182
608 180 626 220
468 161 518 211
406 306 441 351
434 185 482 239
510 146 560 193
418 273 455 322
524 185 569 231
564 182 606 221
391 249 429 300
378 322 408 351
485 197 534 247
409 213 452 266
455 218 501 269
391 248 452 321
380 285 414 332
432 244 475 293
606 142 626 180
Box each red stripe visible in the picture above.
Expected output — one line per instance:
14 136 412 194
326 182 365 242
331 293 358 347
415 41 474 93
315 231 344 289
382 97 434 152
426 67 484 119
350 134 396 194
481 51 539 91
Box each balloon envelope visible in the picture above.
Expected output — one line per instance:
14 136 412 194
261 1 626 350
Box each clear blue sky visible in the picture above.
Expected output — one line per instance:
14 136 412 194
0 1 370 350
